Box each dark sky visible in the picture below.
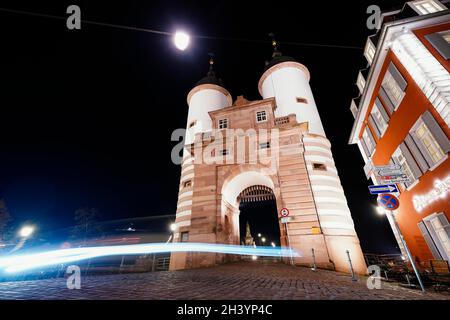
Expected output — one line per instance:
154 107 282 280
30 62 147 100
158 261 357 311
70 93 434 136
0 0 408 253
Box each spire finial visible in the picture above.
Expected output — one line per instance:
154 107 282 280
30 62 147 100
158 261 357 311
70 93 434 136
268 32 282 58
207 52 215 77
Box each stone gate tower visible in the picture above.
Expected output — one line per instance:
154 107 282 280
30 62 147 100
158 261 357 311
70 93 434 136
170 47 367 274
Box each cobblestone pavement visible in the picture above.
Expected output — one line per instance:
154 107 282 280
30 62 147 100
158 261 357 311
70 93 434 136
0 261 449 300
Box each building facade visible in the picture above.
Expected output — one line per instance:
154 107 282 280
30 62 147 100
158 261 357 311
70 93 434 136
169 47 367 274
349 1 450 262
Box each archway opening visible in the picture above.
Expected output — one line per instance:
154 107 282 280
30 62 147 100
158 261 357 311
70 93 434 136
237 185 281 247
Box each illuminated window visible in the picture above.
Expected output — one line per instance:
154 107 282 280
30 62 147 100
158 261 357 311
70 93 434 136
218 118 228 129
380 64 406 111
370 99 389 136
350 100 358 119
256 111 267 123
356 72 366 93
411 118 445 165
364 38 376 64
409 0 447 15
426 29 450 60
362 128 376 155
313 163 327 171
392 147 417 187
439 30 450 44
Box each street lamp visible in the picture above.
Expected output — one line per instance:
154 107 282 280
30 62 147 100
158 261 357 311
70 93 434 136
167 223 177 243
376 206 386 215
261 237 266 244
173 31 190 50
271 242 275 247
257 233 261 237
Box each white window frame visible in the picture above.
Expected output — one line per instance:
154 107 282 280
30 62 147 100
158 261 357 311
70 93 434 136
422 213 450 261
350 100 358 119
362 128 376 155
370 99 389 137
410 117 446 166
256 110 267 123
364 38 376 65
356 72 366 93
381 69 406 111
392 146 418 188
218 118 228 129
408 0 447 15
425 29 450 60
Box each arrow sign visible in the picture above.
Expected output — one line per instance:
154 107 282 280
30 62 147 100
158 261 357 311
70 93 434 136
368 184 398 194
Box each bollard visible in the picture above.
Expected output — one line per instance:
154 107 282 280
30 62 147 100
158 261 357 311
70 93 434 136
346 250 357 282
384 270 389 281
311 248 317 272
405 274 411 287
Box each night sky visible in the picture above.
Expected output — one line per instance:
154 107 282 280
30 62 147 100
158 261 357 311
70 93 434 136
0 0 408 253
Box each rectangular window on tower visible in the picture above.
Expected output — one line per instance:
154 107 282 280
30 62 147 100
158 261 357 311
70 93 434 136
256 111 267 123
180 231 189 242
218 118 228 129
313 163 327 171
259 142 270 149
183 180 192 188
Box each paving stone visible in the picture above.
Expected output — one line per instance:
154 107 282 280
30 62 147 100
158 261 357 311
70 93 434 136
0 262 449 300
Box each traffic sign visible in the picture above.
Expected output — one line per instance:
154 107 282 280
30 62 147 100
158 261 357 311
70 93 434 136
280 208 289 217
281 217 291 224
378 174 410 184
377 166 403 177
368 184 398 194
377 194 400 211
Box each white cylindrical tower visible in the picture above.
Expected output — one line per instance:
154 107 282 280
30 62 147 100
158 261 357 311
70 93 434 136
258 55 325 137
185 62 232 145
171 60 232 269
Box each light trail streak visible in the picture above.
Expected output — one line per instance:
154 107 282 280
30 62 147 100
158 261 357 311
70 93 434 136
0 243 300 273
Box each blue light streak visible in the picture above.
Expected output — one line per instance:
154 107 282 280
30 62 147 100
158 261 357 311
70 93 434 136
0 243 300 273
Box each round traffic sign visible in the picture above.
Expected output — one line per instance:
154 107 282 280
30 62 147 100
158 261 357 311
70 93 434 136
280 208 289 217
377 193 400 211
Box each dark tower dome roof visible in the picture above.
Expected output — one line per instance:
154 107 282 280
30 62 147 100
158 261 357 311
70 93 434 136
263 55 297 72
195 54 226 89
263 33 298 72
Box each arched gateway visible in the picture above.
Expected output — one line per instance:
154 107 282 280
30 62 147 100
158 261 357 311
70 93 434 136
170 53 367 274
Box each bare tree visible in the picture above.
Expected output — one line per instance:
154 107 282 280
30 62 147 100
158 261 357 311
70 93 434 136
71 207 103 243
0 199 11 242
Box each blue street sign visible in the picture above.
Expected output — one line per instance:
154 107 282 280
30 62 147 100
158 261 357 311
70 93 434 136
368 184 398 194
